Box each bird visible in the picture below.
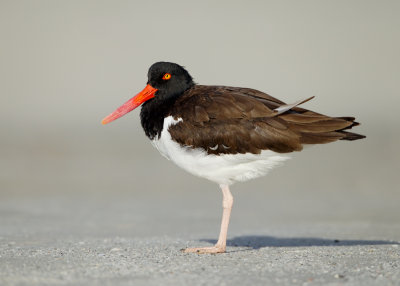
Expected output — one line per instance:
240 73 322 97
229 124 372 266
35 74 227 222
102 61 365 254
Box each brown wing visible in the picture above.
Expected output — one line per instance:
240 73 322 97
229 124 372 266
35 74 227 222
168 85 365 155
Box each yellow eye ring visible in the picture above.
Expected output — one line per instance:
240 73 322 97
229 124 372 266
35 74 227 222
162 73 172 80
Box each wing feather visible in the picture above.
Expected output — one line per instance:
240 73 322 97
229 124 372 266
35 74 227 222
168 85 365 155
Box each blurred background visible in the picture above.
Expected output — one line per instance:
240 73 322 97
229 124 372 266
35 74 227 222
0 0 399 240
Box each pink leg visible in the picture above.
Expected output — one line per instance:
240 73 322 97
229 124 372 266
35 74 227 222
183 184 233 254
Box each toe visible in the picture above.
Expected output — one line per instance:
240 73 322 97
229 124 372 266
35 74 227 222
182 246 225 254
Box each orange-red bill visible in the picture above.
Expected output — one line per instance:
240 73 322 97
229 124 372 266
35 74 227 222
102 84 158 125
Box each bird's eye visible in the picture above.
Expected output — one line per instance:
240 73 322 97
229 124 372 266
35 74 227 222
162 73 172 80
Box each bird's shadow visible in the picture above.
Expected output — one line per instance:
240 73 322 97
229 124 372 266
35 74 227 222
201 235 399 250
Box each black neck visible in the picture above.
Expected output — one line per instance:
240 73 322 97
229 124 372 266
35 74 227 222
140 90 186 140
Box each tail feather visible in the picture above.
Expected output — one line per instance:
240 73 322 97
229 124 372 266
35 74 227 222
272 96 365 145
340 131 366 141
300 131 346 144
279 110 365 144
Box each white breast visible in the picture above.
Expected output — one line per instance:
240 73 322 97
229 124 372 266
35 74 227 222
151 116 290 186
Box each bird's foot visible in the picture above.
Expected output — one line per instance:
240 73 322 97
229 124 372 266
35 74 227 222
181 245 226 254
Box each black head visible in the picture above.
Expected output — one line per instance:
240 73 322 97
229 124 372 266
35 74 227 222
147 62 194 100
101 62 194 137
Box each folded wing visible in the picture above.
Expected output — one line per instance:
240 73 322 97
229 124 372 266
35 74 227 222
168 85 365 155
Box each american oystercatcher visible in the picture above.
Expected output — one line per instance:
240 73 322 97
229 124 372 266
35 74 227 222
102 62 365 254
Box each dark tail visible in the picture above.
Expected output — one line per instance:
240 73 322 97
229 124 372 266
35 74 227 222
340 130 366 141
336 117 366 141
280 113 366 144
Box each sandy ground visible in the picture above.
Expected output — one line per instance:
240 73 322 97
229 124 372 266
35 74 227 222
0 187 399 286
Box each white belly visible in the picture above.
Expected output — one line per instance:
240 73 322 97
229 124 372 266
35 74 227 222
151 116 289 186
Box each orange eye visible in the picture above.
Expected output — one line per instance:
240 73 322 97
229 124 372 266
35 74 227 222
162 73 172 80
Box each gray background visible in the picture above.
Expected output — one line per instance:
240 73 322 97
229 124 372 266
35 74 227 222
1 1 399 285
